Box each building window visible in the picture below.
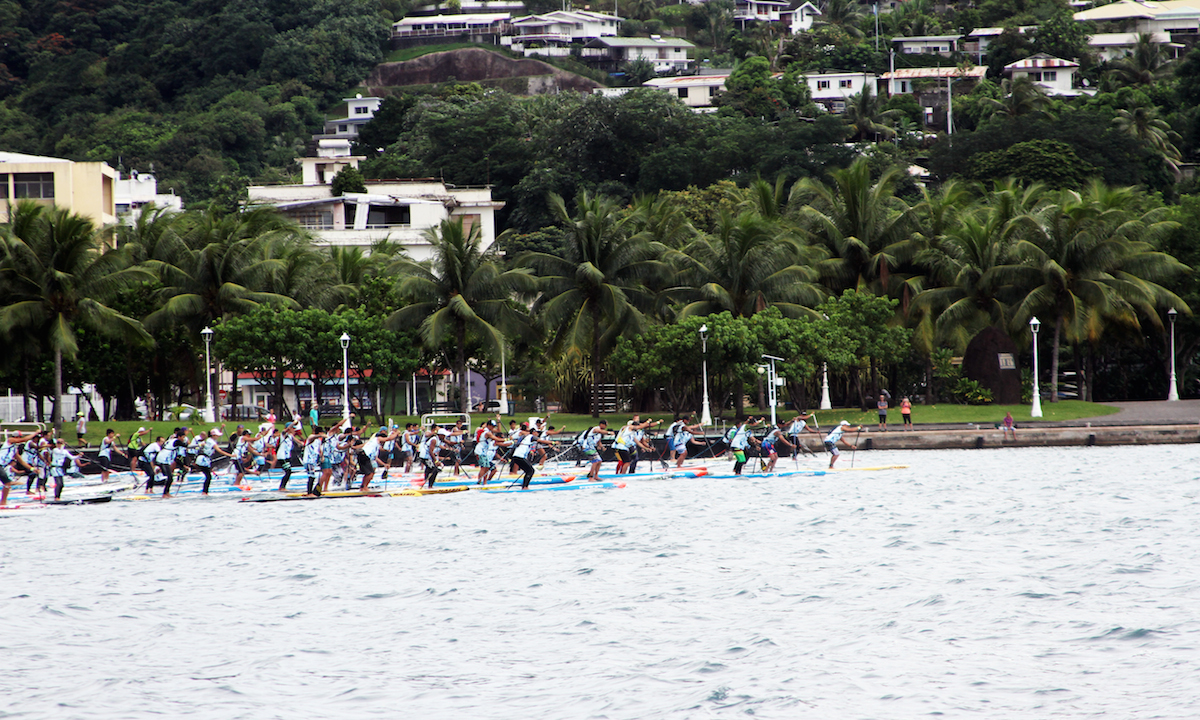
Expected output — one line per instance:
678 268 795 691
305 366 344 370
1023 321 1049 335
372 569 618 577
817 80 830 89
338 124 349 132
354 106 369 114
290 210 334 229
839 79 852 88
678 88 689 98
1042 70 1057 81
0 174 7 199
366 205 411 228
709 86 718 96
14 172 54 199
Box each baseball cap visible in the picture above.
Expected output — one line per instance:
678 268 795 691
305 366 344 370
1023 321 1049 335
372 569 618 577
840 420 850 426
137 427 146 433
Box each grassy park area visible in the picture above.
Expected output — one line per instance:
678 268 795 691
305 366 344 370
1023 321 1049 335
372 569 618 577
28 401 1122 449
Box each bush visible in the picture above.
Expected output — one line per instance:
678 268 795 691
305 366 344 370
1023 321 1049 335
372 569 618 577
952 378 994 405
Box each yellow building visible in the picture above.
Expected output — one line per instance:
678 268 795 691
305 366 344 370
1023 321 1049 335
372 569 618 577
0 151 117 227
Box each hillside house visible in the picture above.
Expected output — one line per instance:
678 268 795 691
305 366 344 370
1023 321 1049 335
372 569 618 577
316 94 383 141
501 10 621 57
881 66 987 130
0 152 116 227
806 71 878 113
1074 1 1200 40
892 34 961 55
247 140 502 261
581 36 695 73
1089 31 1183 61
392 13 511 44
1003 54 1083 96
114 170 183 218
643 74 728 108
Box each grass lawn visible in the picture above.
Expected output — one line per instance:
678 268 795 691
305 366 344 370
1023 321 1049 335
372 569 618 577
383 43 504 63
35 401 1120 448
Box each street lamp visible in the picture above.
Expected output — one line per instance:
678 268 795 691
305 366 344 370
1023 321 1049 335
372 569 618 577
340 332 351 421
1168 307 1179 401
1029 317 1042 418
700 324 712 426
499 341 509 415
819 313 832 411
761 354 783 426
201 327 214 423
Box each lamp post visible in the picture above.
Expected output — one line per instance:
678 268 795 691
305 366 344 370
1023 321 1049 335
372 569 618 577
820 362 832 411
340 332 351 422
761 354 783 426
1029 317 1042 418
201 327 214 423
1168 307 1179 401
500 341 509 415
700 324 712 426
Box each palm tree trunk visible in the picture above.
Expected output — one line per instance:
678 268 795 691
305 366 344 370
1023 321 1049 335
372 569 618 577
22 357 33 422
591 305 601 418
53 347 63 433
925 356 936 404
1050 317 1062 403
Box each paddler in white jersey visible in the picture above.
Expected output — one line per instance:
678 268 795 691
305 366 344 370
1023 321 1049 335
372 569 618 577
670 415 704 468
0 430 36 507
786 412 818 458
474 419 510 485
823 420 860 468
581 420 611 481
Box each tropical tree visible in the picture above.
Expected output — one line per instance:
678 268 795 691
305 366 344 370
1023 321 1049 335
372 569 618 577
842 84 899 141
791 158 914 296
388 217 533 412
674 208 826 319
1110 33 1175 86
980 75 1052 119
0 202 153 430
1113 106 1183 179
1003 183 1190 401
521 191 667 416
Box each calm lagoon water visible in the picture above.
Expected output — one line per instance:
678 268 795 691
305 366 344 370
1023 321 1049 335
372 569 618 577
3 444 1199 719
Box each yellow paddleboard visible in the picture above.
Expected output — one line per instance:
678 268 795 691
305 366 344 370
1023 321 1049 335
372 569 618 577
385 486 470 496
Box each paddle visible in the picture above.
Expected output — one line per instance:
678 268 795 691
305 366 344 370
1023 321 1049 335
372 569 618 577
851 426 862 468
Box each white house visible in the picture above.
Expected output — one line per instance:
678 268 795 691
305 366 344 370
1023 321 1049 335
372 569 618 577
581 36 695 73
805 71 878 113
114 170 183 218
319 94 384 140
643 74 729 108
1089 31 1183 61
392 13 511 42
502 10 621 57
783 2 821 34
406 0 525 16
1003 53 1082 96
1074 0 1200 37
247 140 503 261
960 26 1034 61
892 34 961 55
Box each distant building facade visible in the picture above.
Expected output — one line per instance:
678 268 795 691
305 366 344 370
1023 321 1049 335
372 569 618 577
0 151 116 227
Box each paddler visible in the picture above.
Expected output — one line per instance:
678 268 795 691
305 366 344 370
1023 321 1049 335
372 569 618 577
511 426 554 489
670 415 705 468
726 418 759 475
580 420 611 481
0 430 36 507
823 420 860 468
475 419 510 485
787 412 818 458
760 420 795 472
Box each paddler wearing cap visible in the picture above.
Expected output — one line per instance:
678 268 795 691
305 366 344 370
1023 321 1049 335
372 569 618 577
475 418 510 485
823 420 861 469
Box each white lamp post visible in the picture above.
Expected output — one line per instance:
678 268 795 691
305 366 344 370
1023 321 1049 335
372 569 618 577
820 362 832 411
1168 307 1179 401
201 327 214 423
1030 317 1043 418
761 354 784 426
340 333 351 421
700 324 712 426
499 341 509 415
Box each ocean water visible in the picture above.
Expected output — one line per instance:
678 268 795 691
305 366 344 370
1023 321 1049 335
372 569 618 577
3 444 1199 719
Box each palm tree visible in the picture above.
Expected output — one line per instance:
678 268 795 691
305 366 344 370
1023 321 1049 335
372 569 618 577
674 208 826 319
0 202 153 431
1113 106 1183 179
141 206 304 333
791 158 914 297
521 191 666 417
981 75 1052 118
388 218 533 412
815 0 865 38
842 84 899 141
1003 183 1189 401
1110 33 1175 86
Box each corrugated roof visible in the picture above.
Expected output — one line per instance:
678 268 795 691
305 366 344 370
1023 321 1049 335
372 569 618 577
891 34 961 42
0 152 72 164
1073 0 1200 21
644 75 729 87
1004 53 1079 70
394 13 510 26
881 66 987 79
589 36 694 48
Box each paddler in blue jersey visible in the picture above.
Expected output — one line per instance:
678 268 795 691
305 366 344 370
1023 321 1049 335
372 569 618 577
759 421 795 472
581 420 611 481
823 420 860 468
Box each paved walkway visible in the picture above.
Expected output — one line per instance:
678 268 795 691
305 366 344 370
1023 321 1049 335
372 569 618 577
1086 399 1200 426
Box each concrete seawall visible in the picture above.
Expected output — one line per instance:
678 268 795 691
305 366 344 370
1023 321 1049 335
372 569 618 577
841 424 1200 451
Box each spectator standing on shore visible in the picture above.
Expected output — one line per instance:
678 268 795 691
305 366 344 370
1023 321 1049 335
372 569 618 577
877 395 889 431
900 397 912 430
75 412 88 447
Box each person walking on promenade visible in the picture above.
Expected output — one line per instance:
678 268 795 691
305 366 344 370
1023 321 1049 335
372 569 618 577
900 397 912 430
